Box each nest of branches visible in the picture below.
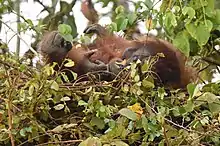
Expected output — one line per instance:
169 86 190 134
1 54 220 146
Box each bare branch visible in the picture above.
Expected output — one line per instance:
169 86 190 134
0 18 39 58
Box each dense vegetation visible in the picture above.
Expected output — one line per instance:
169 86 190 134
0 0 220 145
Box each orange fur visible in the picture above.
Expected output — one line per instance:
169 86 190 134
40 28 196 88
84 25 196 88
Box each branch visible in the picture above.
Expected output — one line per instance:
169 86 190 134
202 57 220 66
0 19 39 57
4 69 16 146
0 58 33 77
15 0 21 58
34 0 50 13
162 123 170 146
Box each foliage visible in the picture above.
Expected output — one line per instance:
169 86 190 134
0 0 220 146
1 50 220 146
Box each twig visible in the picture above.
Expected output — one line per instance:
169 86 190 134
198 64 210 73
34 0 50 13
202 57 220 66
7 100 15 146
168 0 173 10
60 83 117 90
164 118 203 134
5 69 16 146
162 123 170 146
11 10 38 33
111 71 130 99
216 66 220 73
17 134 48 146
0 18 39 57
0 58 33 77
15 0 21 58
138 96 203 134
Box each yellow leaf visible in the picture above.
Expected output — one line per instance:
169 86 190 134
128 103 143 119
145 18 153 30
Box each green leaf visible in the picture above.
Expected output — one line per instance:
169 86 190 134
206 0 214 10
216 10 220 24
173 6 180 13
134 75 140 82
158 87 166 100
79 137 102 146
142 115 148 132
118 108 137 121
58 24 72 34
99 106 105 112
172 106 181 116
141 62 149 72
197 92 219 103
80 35 91 44
61 73 69 82
122 84 129 93
165 12 177 28
208 102 220 113
130 70 136 78
200 116 209 125
205 5 215 17
90 117 105 129
25 127 32 133
111 140 129 146
184 100 194 112
58 24 73 42
65 15 77 37
196 23 210 46
78 100 88 106
62 34 73 42
26 19 34 27
61 96 71 101
70 71 78 80
60 1 69 12
29 84 34 96
131 62 137 70
185 23 197 39
128 131 141 143
186 22 211 46
108 120 116 129
19 64 26 72
196 92 220 113
109 22 117 32
127 13 137 25
204 20 213 32
187 83 199 99
144 0 153 9
51 81 59 91
173 31 190 57
19 128 26 137
64 59 75 67
115 5 125 14
160 0 169 12
51 125 64 133
119 19 129 31
182 7 195 24
54 104 65 110
142 79 155 88
189 0 208 10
